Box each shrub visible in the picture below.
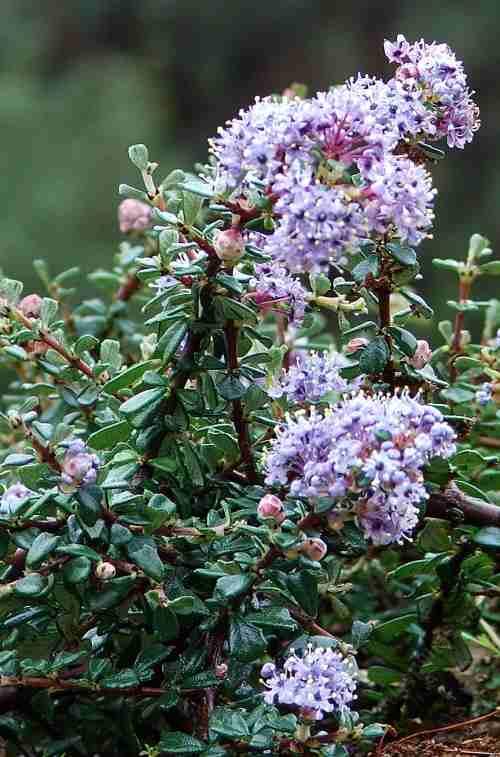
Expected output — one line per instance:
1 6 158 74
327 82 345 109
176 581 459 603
0 35 499 757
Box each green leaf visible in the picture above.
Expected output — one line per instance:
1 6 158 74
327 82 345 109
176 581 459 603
389 558 439 581
158 320 189 364
358 336 390 374
352 254 380 283
40 298 59 327
229 616 267 662
287 571 318 617
400 288 434 318
102 360 158 394
351 620 373 650
244 607 297 631
56 544 101 561
183 192 203 225
210 708 250 739
373 613 417 642
217 375 246 401
478 261 500 276
474 527 500 550
102 669 140 689
14 573 49 597
87 420 130 450
417 519 451 552
127 539 165 582
432 258 462 272
62 557 92 584
386 243 417 267
87 576 137 611
368 666 402 685
388 326 417 357
214 574 254 601
120 387 165 415
26 532 60 568
159 731 206 754
128 143 149 170
168 596 198 615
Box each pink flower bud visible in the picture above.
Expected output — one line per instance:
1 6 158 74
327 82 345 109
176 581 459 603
118 199 152 233
95 562 116 580
213 227 244 263
257 494 285 524
215 663 228 679
409 339 432 369
19 294 42 319
299 537 327 562
25 340 49 356
345 337 368 355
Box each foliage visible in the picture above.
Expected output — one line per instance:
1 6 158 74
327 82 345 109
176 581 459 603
0 37 499 757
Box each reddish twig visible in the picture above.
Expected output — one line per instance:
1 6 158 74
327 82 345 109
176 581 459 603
224 320 258 483
380 707 500 752
116 273 141 301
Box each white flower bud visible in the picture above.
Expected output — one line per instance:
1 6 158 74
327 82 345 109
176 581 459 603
95 562 116 580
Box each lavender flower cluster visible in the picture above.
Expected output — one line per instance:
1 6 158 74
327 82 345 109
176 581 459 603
264 391 457 545
261 643 357 720
248 261 307 328
210 37 478 272
0 483 33 516
268 351 362 403
61 440 100 491
475 382 493 406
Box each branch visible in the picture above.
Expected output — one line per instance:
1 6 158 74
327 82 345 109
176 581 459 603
427 482 500 526
11 307 95 380
224 320 258 483
116 273 141 302
0 676 169 698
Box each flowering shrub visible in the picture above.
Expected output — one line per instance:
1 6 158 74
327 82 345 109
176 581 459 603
0 35 499 757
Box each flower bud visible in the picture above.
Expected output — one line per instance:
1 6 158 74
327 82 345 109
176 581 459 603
260 662 276 679
95 562 116 581
299 537 328 562
18 294 42 320
25 340 49 356
0 483 33 516
215 663 228 679
409 339 432 369
213 227 244 263
257 494 285 524
345 337 368 355
118 199 152 233
326 510 347 532
60 440 100 491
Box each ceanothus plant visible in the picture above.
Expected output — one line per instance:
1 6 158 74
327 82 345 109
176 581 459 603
0 35 499 757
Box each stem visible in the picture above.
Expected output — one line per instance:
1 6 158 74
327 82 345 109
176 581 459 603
24 426 61 473
224 320 258 483
0 676 168 698
378 282 395 388
451 278 472 354
116 273 141 301
426 482 500 526
11 307 95 380
418 539 475 661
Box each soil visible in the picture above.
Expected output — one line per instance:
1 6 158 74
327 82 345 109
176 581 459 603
379 716 500 757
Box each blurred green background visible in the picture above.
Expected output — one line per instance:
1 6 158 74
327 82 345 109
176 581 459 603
1 0 499 320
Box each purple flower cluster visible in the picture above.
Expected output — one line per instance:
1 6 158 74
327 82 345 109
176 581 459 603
268 351 362 403
210 38 478 273
61 440 100 491
248 261 307 327
0 483 33 516
264 391 456 544
475 383 493 406
384 35 480 148
261 643 357 720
